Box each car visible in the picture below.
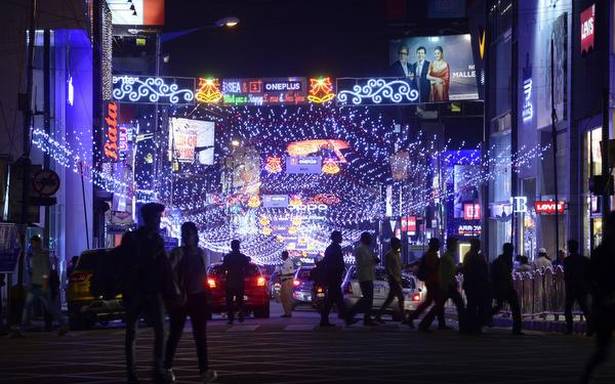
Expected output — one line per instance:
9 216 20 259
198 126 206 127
342 266 423 321
66 248 124 330
207 262 270 318
291 266 316 307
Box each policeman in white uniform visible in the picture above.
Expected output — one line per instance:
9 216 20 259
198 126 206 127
279 251 295 318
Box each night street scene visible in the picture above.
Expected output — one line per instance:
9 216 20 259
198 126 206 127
1 0 615 383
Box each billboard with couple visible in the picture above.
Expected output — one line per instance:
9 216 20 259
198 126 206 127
389 34 479 103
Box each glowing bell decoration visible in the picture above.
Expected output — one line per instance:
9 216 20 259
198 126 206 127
321 158 340 175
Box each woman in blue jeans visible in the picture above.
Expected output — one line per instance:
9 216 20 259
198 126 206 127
164 222 218 383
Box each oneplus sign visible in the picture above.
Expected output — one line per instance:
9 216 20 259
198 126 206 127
535 201 566 215
580 4 595 54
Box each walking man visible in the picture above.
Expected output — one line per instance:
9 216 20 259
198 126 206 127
420 237 465 332
406 238 443 330
374 237 405 323
462 238 489 334
164 222 217 383
222 240 251 325
120 202 171 384
563 239 592 335
319 231 347 327
582 212 615 383
279 251 295 318
12 235 68 337
346 232 380 326
490 243 523 335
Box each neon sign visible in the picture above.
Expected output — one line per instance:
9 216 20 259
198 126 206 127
321 158 340 174
535 200 566 215
221 77 307 106
522 78 533 123
337 78 419 106
103 101 119 161
195 77 222 103
580 4 595 54
308 77 335 103
112 75 195 104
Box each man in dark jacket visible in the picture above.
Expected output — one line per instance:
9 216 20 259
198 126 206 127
582 212 615 384
490 243 523 335
563 239 592 335
462 238 489 334
405 238 442 330
319 231 347 327
222 239 251 325
120 202 171 384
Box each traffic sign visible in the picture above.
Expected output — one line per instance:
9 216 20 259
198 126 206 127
32 169 60 196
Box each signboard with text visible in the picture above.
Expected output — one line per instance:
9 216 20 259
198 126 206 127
222 77 307 106
580 4 595 54
535 200 566 215
286 156 322 174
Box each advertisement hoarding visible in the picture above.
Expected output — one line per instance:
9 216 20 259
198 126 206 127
580 5 595 53
222 77 307 106
168 118 215 165
262 194 289 208
110 0 165 26
286 156 322 174
388 34 478 102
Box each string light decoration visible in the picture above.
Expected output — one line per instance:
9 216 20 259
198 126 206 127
307 77 335 103
112 75 195 104
337 78 420 105
195 77 222 104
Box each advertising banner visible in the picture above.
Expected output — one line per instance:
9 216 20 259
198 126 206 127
286 156 322 174
262 194 289 208
222 77 307 106
111 0 165 26
388 34 478 102
168 118 215 165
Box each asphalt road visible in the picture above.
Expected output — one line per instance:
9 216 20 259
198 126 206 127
0 302 613 384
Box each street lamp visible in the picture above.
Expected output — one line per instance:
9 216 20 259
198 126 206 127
231 139 241 147
216 16 240 28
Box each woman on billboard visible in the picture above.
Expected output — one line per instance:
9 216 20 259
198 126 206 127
427 46 450 102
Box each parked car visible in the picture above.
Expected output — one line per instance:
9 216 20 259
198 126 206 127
342 266 422 321
268 270 281 302
291 266 316 307
207 262 270 318
66 248 124 330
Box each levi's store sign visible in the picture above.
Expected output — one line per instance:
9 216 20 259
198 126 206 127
103 101 119 161
580 4 595 54
535 201 566 215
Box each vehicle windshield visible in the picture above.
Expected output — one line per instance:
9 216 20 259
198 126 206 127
296 267 313 280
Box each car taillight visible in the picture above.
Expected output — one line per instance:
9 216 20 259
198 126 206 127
257 276 266 287
316 287 324 293
70 272 89 283
293 279 300 287
412 293 421 302
207 278 217 289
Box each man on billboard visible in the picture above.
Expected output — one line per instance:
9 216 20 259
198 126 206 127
411 46 431 102
389 45 412 78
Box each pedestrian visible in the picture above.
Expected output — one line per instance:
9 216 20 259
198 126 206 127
581 212 615 384
374 237 405 323
534 248 552 269
563 239 592 336
11 235 68 337
346 232 380 326
490 243 523 335
420 237 465 332
515 256 533 272
462 238 489 334
120 202 173 384
405 238 444 330
164 222 217 384
279 250 295 318
66 256 79 283
318 231 347 327
222 239 251 325
553 249 566 268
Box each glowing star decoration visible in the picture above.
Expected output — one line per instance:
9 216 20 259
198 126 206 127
321 158 340 175
264 155 283 173
288 226 298 235
247 195 261 208
276 235 285 243
195 78 222 104
291 217 302 226
308 77 335 103
289 195 303 207
261 227 272 236
259 216 270 226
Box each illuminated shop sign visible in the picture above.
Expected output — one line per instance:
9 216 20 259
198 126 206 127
337 78 419 106
401 216 417 236
286 156 322 174
580 4 595 54
103 101 119 161
535 200 566 215
221 77 307 106
457 224 481 236
463 203 481 220
112 75 195 104
510 196 528 213
288 204 328 213
522 78 533 122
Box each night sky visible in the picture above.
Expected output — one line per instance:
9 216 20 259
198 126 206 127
163 0 389 78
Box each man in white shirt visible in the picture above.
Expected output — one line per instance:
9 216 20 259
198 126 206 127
534 248 553 269
279 251 295 318
346 232 380 326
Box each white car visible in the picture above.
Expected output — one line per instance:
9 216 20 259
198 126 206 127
342 266 423 321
